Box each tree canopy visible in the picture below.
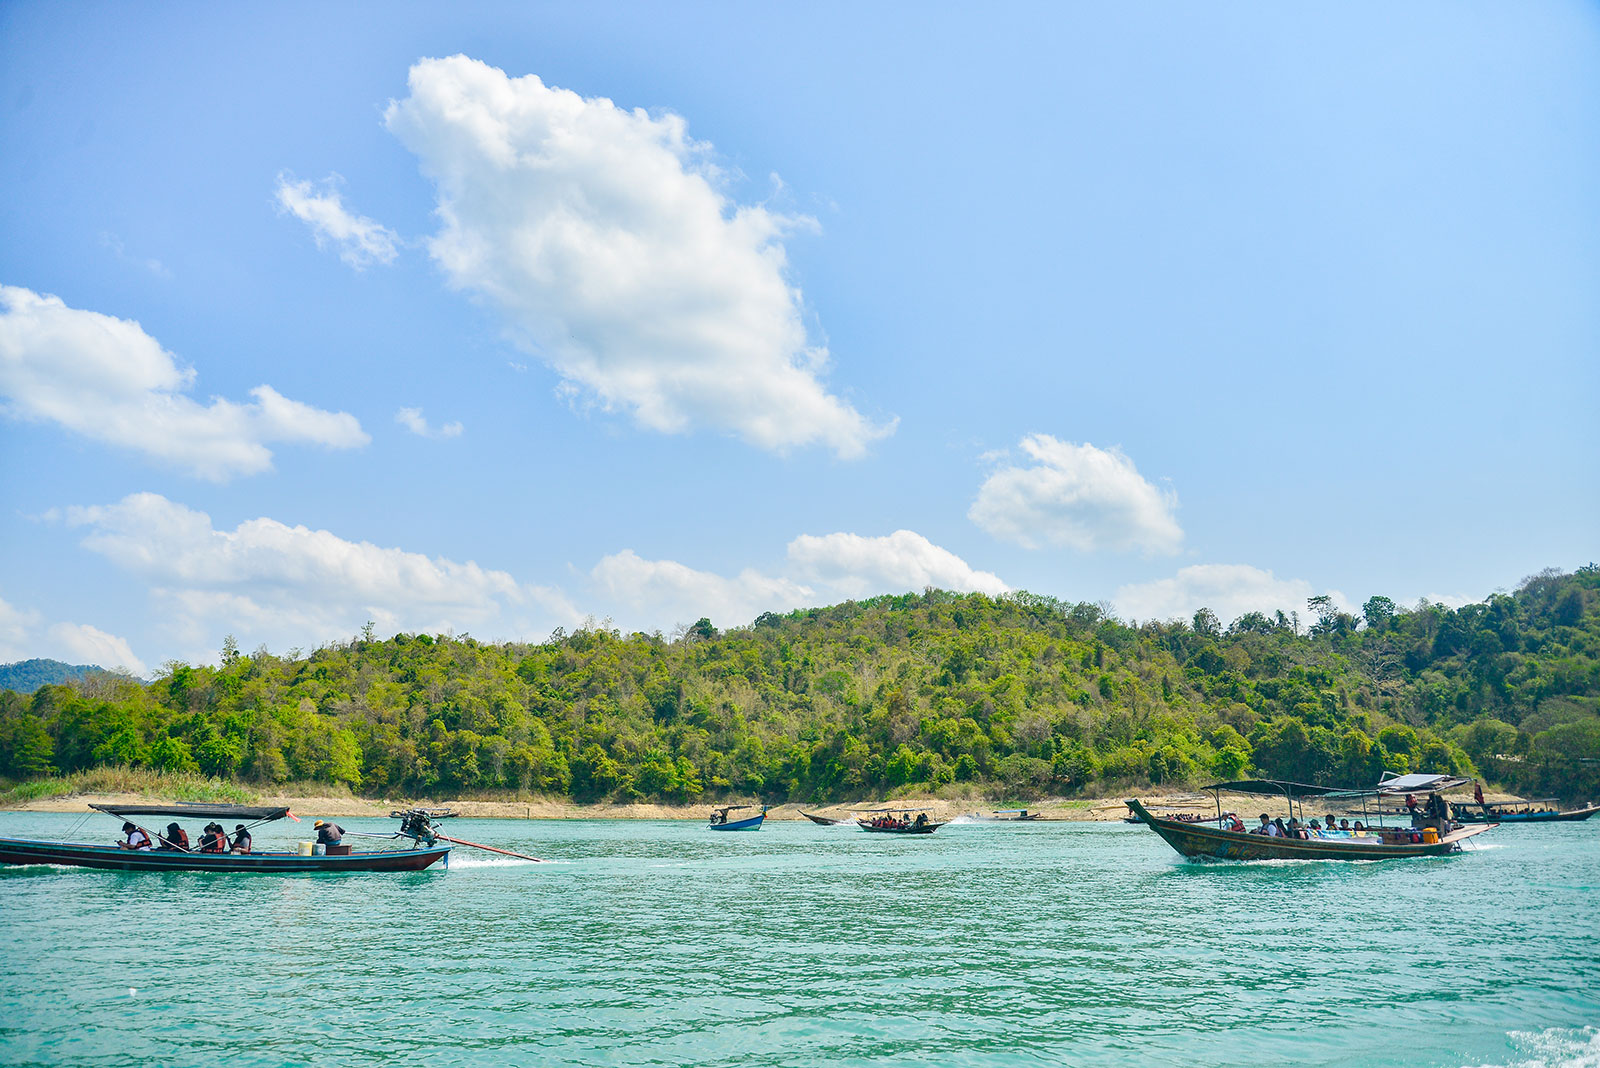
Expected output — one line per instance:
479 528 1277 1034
3 566 1597 803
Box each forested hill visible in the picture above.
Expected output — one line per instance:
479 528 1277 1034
3 567 1597 803
0 659 106 695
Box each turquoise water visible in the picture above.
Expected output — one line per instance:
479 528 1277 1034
1 813 1596 1067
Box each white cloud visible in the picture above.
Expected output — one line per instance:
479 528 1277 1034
383 55 892 457
0 285 369 481
1114 563 1354 626
593 530 1007 630
274 173 400 269
45 623 148 677
591 549 815 629
969 435 1182 554
64 493 579 657
0 592 147 676
396 406 464 439
787 530 1010 599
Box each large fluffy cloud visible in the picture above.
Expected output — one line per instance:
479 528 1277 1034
787 530 1009 599
969 435 1182 554
594 530 1007 630
64 493 577 654
274 173 401 269
383 55 892 457
0 286 369 480
0 592 147 676
1114 564 1353 626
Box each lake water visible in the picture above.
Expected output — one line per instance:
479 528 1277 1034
1 812 1596 1067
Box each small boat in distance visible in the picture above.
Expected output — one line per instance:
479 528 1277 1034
0 802 452 873
801 811 847 825
1454 800 1599 824
968 809 1043 821
857 809 945 834
708 805 766 831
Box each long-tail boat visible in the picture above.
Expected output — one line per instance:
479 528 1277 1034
1126 775 1493 861
801 811 847 825
0 803 452 873
708 805 766 830
1453 800 1599 824
856 809 945 834
968 809 1044 821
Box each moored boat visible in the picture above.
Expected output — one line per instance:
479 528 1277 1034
1454 801 1599 824
0 803 453 873
708 805 766 830
968 809 1043 821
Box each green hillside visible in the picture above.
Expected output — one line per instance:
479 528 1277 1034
3 566 1596 803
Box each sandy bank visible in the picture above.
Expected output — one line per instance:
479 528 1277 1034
1 789 1523 822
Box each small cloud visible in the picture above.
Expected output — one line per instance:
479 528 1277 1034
100 232 169 278
0 285 368 481
274 172 400 269
970 435 1182 555
395 407 463 439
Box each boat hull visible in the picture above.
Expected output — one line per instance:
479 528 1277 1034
708 813 765 831
1455 805 1598 824
801 812 845 825
0 837 450 873
1124 799 1491 861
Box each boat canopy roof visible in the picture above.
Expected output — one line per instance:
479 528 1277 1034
90 802 293 822
1202 779 1349 798
1373 773 1471 795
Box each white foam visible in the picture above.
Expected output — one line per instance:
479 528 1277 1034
1462 1027 1600 1068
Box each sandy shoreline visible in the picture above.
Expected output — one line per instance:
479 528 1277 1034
2 788 1517 822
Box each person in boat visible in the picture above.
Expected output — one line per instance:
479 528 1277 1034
1225 813 1246 832
1352 821 1366 834
160 822 190 851
1251 814 1271 835
120 822 153 850
1273 817 1290 838
230 824 252 854
709 810 725 826
197 823 228 853
1405 793 1418 812
1339 819 1352 832
913 812 928 828
314 820 344 846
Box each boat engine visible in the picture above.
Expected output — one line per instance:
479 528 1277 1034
396 809 446 845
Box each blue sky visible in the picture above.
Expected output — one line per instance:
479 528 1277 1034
2 3 1597 675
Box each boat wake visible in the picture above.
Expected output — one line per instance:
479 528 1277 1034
1463 1027 1600 1068
446 854 549 869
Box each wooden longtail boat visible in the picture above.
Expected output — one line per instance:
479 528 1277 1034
801 812 847 825
0 803 452 873
1454 802 1599 824
968 809 1043 821
1126 797 1492 861
708 805 766 831
856 809 945 834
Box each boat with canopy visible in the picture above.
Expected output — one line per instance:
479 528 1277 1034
1453 799 1599 824
708 805 766 830
0 804 542 873
1126 774 1494 861
855 808 945 834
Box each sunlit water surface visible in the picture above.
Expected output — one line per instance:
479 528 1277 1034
1 814 1596 1067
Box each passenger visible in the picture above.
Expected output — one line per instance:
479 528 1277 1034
1339 819 1351 832
120 822 153 850
230 824 252 854
199 822 228 853
1252 814 1273 835
1227 813 1246 833
1308 819 1322 836
1353 821 1366 834
1405 793 1418 812
314 820 345 846
1273 818 1290 838
161 822 190 851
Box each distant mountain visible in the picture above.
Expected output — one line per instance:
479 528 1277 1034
0 659 105 694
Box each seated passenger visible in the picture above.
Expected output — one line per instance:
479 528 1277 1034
120 822 153 850
161 822 190 851
314 820 344 846
1273 818 1290 838
1352 821 1366 834
1252 814 1274 835
199 822 228 853
1339 819 1351 832
1227 814 1246 833
230 824 252 854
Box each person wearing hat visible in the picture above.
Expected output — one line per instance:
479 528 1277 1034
229 824 252 854
161 822 191 851
313 820 344 846
119 822 153 850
